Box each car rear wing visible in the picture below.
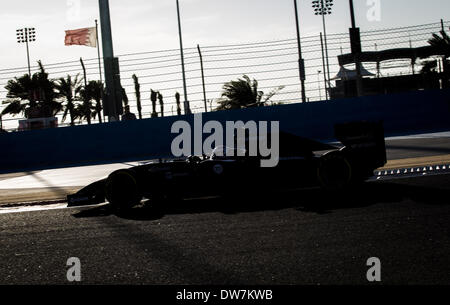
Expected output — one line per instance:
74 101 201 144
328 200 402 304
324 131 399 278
334 121 387 169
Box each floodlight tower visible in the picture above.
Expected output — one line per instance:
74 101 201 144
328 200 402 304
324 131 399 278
16 28 36 76
312 0 333 97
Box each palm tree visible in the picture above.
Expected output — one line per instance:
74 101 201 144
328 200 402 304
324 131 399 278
158 92 164 117
132 74 142 119
121 87 129 107
150 90 158 118
216 75 284 111
92 81 104 124
75 84 96 125
55 74 81 126
31 61 62 118
421 30 450 87
85 81 104 124
422 30 450 74
175 92 182 116
428 30 450 55
2 61 62 119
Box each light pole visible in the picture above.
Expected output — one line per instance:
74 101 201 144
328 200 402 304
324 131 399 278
16 28 36 76
293 0 307 103
320 32 329 100
176 0 191 114
197 45 208 113
99 0 124 122
317 70 322 100
348 0 363 97
312 0 333 98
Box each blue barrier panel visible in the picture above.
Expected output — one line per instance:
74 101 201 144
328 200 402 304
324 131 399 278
1 89 449 173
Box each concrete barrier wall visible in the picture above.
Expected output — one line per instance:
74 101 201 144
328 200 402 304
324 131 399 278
1 89 450 173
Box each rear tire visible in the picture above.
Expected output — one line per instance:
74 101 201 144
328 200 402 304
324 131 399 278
105 169 142 213
317 151 353 191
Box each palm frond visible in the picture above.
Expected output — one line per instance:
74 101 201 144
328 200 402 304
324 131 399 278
218 75 283 110
428 30 450 57
122 87 129 106
1 100 26 116
262 86 285 105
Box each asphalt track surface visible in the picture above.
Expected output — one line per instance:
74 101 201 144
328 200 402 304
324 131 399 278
0 174 449 285
0 136 449 285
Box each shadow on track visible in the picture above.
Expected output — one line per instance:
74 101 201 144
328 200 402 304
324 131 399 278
72 174 450 221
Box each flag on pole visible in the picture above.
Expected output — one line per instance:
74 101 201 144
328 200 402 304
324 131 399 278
65 27 97 48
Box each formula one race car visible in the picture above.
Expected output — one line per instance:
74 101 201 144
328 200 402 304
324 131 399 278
67 121 386 212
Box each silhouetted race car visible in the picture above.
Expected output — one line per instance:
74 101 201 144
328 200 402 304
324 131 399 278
67 121 387 212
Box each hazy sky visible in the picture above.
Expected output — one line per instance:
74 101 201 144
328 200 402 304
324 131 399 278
1 0 450 130
1 0 450 71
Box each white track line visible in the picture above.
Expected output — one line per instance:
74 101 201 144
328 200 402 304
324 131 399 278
0 202 107 215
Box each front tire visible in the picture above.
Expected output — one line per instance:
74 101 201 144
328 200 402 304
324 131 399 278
105 169 142 213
